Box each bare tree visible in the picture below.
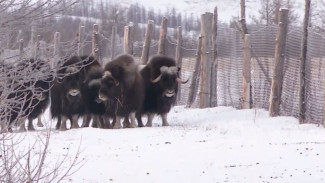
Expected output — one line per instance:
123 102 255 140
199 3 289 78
251 0 299 25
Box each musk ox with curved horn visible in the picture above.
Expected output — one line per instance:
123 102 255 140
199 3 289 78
98 54 144 128
50 56 86 131
137 55 188 127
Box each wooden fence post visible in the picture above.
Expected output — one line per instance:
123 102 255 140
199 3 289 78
92 24 101 64
299 0 310 124
240 0 248 38
157 17 168 55
211 6 218 107
30 21 37 49
141 20 154 64
123 26 133 55
175 26 183 104
269 9 289 117
78 25 85 56
111 26 116 59
34 35 40 59
19 39 24 58
186 35 203 108
199 12 214 108
53 32 61 68
242 34 252 109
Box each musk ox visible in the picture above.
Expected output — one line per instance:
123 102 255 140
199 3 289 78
137 55 187 127
98 54 144 128
80 56 113 129
50 56 85 131
1 58 53 132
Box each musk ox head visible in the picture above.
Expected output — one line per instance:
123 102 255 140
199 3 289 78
98 70 120 102
151 65 188 98
57 65 82 100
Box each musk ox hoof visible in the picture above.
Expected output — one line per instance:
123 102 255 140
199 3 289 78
59 126 67 131
19 127 27 132
113 123 122 129
137 124 144 127
123 122 135 128
145 123 152 127
27 126 35 131
162 122 169 127
37 122 44 127
71 125 79 129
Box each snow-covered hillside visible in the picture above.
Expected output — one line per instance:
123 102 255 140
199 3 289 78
13 106 325 183
106 0 306 23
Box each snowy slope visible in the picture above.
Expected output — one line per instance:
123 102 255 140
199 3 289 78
13 106 325 183
107 0 306 23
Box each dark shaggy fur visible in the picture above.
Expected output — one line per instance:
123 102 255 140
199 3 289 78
50 56 85 131
138 55 182 127
2 59 53 132
80 56 113 128
99 54 144 128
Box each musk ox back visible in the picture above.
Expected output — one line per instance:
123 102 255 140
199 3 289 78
98 54 144 128
140 55 187 127
50 56 85 131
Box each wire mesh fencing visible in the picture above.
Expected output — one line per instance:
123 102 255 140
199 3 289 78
1 23 325 125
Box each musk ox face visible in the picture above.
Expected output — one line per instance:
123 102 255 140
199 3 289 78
85 71 103 104
151 66 188 98
98 70 120 102
58 66 82 101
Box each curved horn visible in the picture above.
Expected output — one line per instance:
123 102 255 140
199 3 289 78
102 71 112 79
115 80 119 86
176 77 189 84
151 74 162 83
66 66 77 73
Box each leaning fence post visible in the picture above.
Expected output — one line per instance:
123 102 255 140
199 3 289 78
141 20 154 64
299 0 310 124
34 35 40 59
186 35 203 108
19 39 24 58
269 9 289 117
242 34 252 109
111 26 116 59
211 6 218 107
92 24 101 64
175 26 183 104
123 26 133 55
199 12 213 109
157 17 168 55
78 25 85 56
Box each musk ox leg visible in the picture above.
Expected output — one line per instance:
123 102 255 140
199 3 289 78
59 116 68 131
37 115 44 127
92 114 105 128
27 119 35 131
81 114 91 128
113 116 122 129
122 116 131 128
18 118 27 132
136 112 144 127
102 115 110 129
129 112 136 128
55 116 62 130
145 113 155 127
161 113 169 126
70 115 80 129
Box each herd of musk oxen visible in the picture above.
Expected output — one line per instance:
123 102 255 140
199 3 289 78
0 54 188 132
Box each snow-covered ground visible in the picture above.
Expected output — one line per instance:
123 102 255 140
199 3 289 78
11 105 325 183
